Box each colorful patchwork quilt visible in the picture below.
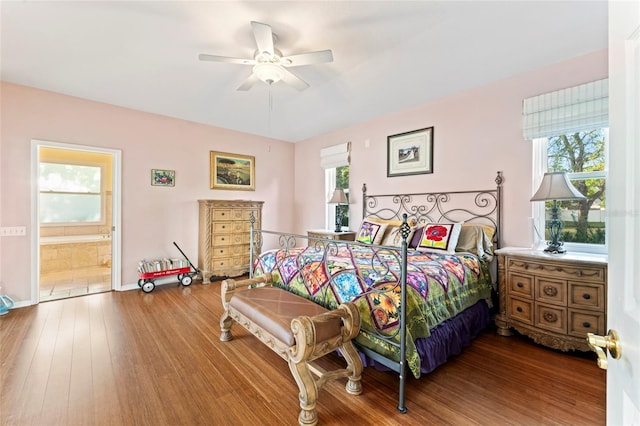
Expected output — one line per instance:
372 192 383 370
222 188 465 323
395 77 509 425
253 243 493 378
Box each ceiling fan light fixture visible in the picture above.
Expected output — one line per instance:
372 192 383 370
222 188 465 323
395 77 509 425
253 63 284 85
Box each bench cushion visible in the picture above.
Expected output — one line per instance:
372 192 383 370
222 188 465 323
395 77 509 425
229 286 342 347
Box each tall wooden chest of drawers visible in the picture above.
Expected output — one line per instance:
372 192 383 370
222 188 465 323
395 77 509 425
198 200 263 282
495 248 607 351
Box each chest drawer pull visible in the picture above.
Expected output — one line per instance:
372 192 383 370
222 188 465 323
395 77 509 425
516 307 523 313
543 286 558 297
582 293 591 300
543 312 558 323
582 322 592 328
517 282 524 288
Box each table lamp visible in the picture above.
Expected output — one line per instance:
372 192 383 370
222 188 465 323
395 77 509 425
328 188 348 232
530 172 586 253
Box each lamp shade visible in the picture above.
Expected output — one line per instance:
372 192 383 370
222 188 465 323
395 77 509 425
328 188 348 204
531 172 586 201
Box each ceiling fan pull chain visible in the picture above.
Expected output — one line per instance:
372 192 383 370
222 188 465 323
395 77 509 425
268 85 273 133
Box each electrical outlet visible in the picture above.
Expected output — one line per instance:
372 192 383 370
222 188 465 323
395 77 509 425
0 227 27 237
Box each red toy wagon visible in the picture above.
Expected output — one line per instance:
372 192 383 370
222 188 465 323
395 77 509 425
137 242 199 293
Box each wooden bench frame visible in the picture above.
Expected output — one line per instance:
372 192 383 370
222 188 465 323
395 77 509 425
220 273 363 426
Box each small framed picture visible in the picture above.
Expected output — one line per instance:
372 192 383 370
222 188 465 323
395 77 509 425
210 151 255 191
387 127 434 177
151 169 175 187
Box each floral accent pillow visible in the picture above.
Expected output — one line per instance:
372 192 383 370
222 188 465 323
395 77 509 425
356 219 388 245
416 222 463 253
381 225 416 247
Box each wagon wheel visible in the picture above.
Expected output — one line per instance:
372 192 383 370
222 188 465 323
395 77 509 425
142 280 155 293
181 275 193 286
177 273 184 281
138 279 144 288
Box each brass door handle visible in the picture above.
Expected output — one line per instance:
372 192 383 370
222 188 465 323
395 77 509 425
587 329 621 370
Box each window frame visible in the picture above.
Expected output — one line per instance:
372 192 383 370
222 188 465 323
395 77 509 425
325 167 350 231
39 160 106 226
532 128 609 254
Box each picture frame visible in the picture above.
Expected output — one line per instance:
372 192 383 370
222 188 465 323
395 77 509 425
210 151 255 191
387 127 434 177
151 169 175 187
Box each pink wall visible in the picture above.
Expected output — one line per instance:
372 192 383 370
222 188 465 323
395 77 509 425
0 82 294 302
294 50 608 247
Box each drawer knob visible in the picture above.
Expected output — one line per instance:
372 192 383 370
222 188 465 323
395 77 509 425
517 282 524 288
543 286 558 297
582 293 591 300
582 322 591 328
516 307 523 313
543 312 558 323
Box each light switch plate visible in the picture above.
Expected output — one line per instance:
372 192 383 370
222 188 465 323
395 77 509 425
0 227 27 236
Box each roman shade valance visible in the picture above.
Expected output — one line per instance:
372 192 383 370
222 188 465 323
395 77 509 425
522 78 608 140
320 142 351 169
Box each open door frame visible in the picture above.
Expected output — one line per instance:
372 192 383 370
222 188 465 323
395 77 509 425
30 140 122 304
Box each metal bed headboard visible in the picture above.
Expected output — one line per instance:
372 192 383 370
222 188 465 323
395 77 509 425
362 171 504 248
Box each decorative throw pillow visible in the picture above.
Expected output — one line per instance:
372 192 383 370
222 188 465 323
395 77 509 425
356 219 388 245
409 226 425 248
416 222 463 253
381 225 416 247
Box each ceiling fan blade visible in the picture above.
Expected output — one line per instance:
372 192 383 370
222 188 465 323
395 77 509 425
199 54 255 65
281 50 334 67
251 21 274 55
237 73 260 91
281 68 309 91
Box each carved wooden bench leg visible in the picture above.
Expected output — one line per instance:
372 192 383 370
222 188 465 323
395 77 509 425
288 358 319 426
339 340 363 396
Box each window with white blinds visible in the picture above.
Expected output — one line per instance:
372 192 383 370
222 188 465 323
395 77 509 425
523 78 608 140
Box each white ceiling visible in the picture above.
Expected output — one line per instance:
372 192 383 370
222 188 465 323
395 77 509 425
1 1 607 143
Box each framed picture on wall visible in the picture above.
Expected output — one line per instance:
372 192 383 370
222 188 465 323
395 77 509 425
210 151 255 191
151 169 175 187
387 127 434 177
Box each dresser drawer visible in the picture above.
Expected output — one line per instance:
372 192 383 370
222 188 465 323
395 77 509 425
568 282 604 311
213 234 232 246
211 247 229 259
213 222 233 233
535 277 566 306
212 209 232 221
508 258 605 282
210 258 231 270
535 303 567 334
508 273 533 298
568 310 605 337
508 297 533 324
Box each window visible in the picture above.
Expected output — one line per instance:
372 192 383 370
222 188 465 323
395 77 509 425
320 142 351 231
39 162 104 224
533 129 608 253
325 166 350 230
524 78 608 254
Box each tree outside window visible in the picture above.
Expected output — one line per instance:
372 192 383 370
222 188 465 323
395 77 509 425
545 128 607 245
335 165 350 228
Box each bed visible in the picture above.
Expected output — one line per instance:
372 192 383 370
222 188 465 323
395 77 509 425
248 171 503 412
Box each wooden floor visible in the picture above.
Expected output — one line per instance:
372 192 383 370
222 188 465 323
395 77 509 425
0 280 606 425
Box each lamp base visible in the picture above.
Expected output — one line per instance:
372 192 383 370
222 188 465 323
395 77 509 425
543 243 566 254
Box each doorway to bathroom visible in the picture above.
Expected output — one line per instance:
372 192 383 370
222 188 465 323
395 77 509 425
33 141 121 302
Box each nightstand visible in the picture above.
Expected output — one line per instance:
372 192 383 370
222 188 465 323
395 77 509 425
307 229 356 241
495 247 607 352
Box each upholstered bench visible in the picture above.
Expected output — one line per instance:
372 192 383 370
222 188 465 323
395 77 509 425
220 273 363 426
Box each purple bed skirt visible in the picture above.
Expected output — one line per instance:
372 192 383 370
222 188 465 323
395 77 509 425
359 299 491 374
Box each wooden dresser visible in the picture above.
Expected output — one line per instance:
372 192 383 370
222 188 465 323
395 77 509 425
198 200 263 282
495 248 607 351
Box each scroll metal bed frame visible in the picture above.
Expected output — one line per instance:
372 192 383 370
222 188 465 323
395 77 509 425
247 171 504 413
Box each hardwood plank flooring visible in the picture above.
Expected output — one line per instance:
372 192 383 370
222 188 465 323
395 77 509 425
0 281 605 425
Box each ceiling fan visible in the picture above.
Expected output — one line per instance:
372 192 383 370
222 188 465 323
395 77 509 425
199 21 333 91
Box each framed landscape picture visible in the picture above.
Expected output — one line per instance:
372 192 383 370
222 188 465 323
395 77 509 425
151 169 175 187
210 151 255 191
387 127 434 177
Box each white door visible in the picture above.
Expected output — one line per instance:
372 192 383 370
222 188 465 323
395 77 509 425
606 1 640 424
